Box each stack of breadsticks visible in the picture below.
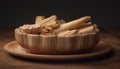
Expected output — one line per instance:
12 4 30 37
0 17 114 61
19 15 99 36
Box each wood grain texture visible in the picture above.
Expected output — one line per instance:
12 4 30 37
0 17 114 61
3 41 112 60
0 28 120 69
15 28 99 54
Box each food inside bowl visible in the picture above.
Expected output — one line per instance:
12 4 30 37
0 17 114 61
15 15 99 54
19 15 99 35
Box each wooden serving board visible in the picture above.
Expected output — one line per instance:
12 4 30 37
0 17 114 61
4 41 113 60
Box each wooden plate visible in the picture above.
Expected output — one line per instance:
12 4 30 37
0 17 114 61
4 41 112 60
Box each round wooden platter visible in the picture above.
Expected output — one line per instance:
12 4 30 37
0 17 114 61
4 41 113 60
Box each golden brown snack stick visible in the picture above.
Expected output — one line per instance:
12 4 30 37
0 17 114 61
77 22 92 29
86 22 92 25
44 21 56 27
58 29 77 36
41 26 53 33
58 30 70 36
78 25 94 34
42 29 49 33
66 29 77 36
46 21 60 29
44 26 53 31
50 23 60 29
35 16 45 24
36 15 57 25
40 19 60 29
53 16 91 33
56 19 66 24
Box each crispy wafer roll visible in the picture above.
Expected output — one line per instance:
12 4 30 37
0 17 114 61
44 21 58 28
42 20 60 29
66 29 77 36
50 23 60 29
58 29 77 36
58 30 70 36
53 16 91 33
44 21 56 26
78 25 94 34
36 15 57 25
76 22 92 29
35 16 45 24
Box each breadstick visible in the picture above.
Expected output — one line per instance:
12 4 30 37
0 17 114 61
53 16 91 33
35 16 45 24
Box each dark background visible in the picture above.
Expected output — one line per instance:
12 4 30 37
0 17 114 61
0 0 120 29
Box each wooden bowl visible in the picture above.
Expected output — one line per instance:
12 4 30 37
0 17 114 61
15 28 99 54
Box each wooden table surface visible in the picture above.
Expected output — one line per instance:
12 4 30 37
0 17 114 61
0 28 120 69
